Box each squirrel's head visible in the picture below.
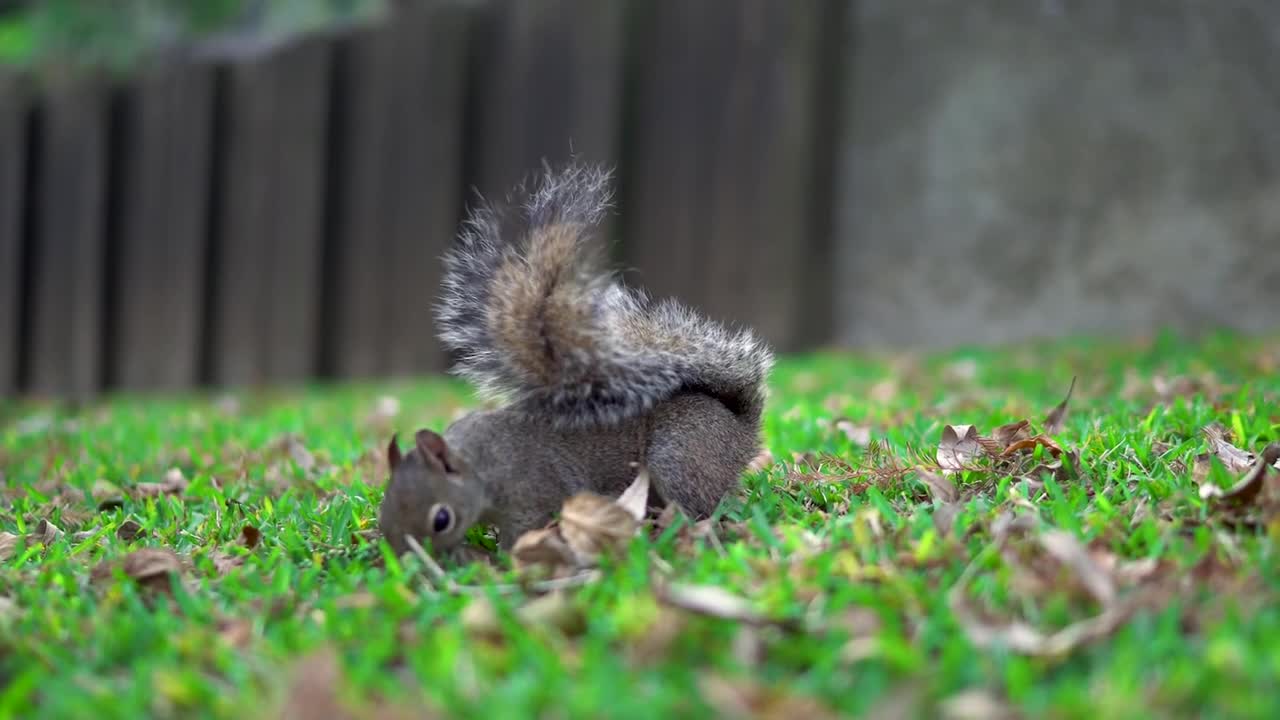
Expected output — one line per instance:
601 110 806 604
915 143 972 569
378 429 482 556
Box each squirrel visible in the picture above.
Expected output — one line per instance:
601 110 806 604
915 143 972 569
377 163 774 557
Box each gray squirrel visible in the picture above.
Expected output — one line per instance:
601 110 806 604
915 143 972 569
378 163 774 556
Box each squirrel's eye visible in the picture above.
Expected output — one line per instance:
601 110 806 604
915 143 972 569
431 505 453 534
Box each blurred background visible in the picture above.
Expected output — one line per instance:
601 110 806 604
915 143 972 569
0 0 1277 400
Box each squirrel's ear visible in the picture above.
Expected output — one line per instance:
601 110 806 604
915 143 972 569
386 434 402 472
415 428 451 473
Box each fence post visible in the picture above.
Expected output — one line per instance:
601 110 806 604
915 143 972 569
108 60 216 392
621 0 836 352
0 75 26 397
467 0 626 217
205 35 333 388
26 75 110 399
324 2 469 380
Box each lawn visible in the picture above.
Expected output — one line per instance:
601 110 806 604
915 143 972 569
1 332 1278 719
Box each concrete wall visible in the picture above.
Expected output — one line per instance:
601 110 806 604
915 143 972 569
835 0 1280 348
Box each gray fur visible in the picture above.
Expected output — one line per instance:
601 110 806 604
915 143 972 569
434 162 775 429
379 163 776 557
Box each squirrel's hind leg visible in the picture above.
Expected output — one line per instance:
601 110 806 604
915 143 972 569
644 393 759 519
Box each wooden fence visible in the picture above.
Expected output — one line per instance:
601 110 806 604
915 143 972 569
0 0 845 400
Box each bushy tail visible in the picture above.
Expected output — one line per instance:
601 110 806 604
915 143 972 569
435 163 774 429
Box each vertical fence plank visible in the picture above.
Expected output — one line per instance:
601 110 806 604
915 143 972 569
208 36 332 387
469 0 625 205
382 5 468 376
26 78 109 399
325 23 393 380
325 3 468 379
622 0 833 352
110 61 215 391
0 77 25 396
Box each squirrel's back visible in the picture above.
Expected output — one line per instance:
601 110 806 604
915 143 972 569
435 163 774 429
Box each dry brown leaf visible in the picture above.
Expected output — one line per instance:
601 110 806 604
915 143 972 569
748 448 776 473
278 648 353 720
1000 436 1065 458
217 616 254 649
365 395 401 428
241 525 262 550
933 503 961 535
560 493 640 563
937 424 982 471
511 527 580 578
210 550 243 576
1037 531 1116 606
0 532 18 561
1042 377 1077 435
1200 443 1280 505
939 689 1019 720
915 468 958 504
133 468 189 499
990 420 1031 449
869 379 899 404
92 548 184 594
835 419 872 447
462 591 586 640
116 520 146 542
948 528 1153 657
836 607 882 663
32 519 62 545
698 673 839 720
658 583 795 629
951 598 1134 657
615 468 650 523
1202 424 1256 474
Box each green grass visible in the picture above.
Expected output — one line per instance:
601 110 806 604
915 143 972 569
2 332 1279 719
0 0 386 72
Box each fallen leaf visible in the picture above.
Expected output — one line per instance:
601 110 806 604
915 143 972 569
133 468 189 498
32 519 62 545
511 527 580 578
940 689 1019 720
835 419 872 447
657 583 795 629
366 395 401 427
514 590 587 636
1042 377 1077 435
999 436 1065 458
462 591 586 640
209 551 243 576
116 520 146 542
869 379 899 404
916 468 958 504
948 528 1150 657
615 468 650 523
217 616 254 649
0 532 19 561
1202 424 1255 474
944 359 979 382
747 449 776 473
241 525 262 550
278 648 352 720
92 548 184 594
1200 443 1280 505
937 425 982 471
933 503 961 535
991 420 1031 449
1037 531 1116 606
698 673 839 720
560 492 640 563
275 434 317 473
